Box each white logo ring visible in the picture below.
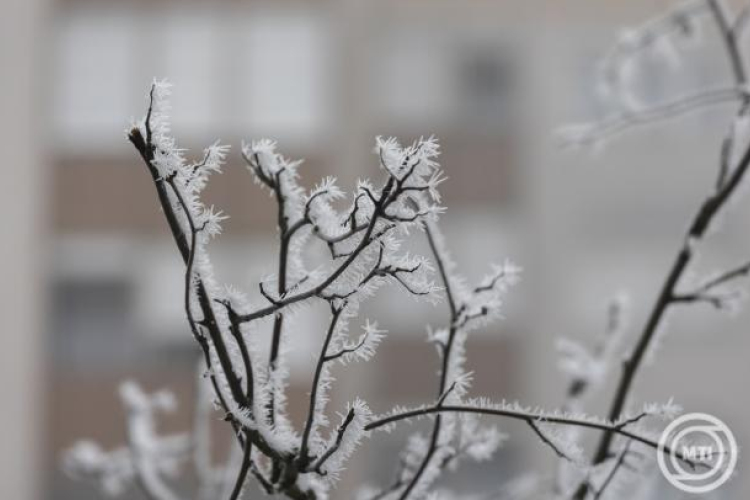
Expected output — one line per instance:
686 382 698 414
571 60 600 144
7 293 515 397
657 412 737 494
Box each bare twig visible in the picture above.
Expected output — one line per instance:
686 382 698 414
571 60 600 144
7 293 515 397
527 420 578 463
593 440 634 500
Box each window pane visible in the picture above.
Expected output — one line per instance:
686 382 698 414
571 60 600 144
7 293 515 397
52 8 137 152
238 10 332 141
155 8 221 135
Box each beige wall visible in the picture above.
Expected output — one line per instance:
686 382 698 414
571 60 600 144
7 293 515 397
0 0 49 498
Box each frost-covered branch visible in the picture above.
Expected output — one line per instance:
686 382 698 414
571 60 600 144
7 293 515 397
561 1 750 497
64 382 190 500
241 145 307 428
298 303 347 469
364 401 701 469
128 82 247 424
65 5 750 492
232 139 443 324
364 222 519 500
73 80 449 500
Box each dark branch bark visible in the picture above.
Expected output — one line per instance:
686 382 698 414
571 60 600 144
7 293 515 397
395 222 458 500
575 5 750 497
298 305 346 468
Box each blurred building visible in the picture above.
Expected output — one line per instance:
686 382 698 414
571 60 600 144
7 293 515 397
3 0 750 498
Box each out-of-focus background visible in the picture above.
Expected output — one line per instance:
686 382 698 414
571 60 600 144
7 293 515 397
3 0 750 498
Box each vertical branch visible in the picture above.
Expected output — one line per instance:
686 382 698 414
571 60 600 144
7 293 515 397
298 303 346 467
228 443 253 500
593 440 633 500
166 175 247 409
269 169 292 426
396 222 458 500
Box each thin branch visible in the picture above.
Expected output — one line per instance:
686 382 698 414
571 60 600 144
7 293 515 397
562 87 744 147
308 408 356 474
474 270 507 294
267 158 294 429
323 333 368 363
613 411 648 430
576 3 750 496
236 179 394 324
395 222 458 500
708 0 749 109
365 404 703 469
589 77 750 479
454 306 490 331
594 440 633 500
711 0 750 189
692 259 750 293
167 173 241 444
671 291 732 309
249 462 274 495
527 420 577 463
235 161 427 326
216 300 255 406
228 442 253 500
259 281 281 305
298 304 346 467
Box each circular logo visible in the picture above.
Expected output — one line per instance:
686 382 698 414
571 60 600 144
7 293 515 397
657 413 737 494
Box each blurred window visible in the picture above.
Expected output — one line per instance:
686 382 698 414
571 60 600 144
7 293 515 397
52 8 138 153
457 46 515 128
238 10 332 141
156 8 222 134
52 278 136 368
375 29 515 131
51 6 332 154
375 31 455 125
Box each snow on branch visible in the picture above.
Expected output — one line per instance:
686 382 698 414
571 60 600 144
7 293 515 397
364 398 699 470
362 221 521 500
64 382 189 500
65 7 750 493
74 80 458 500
